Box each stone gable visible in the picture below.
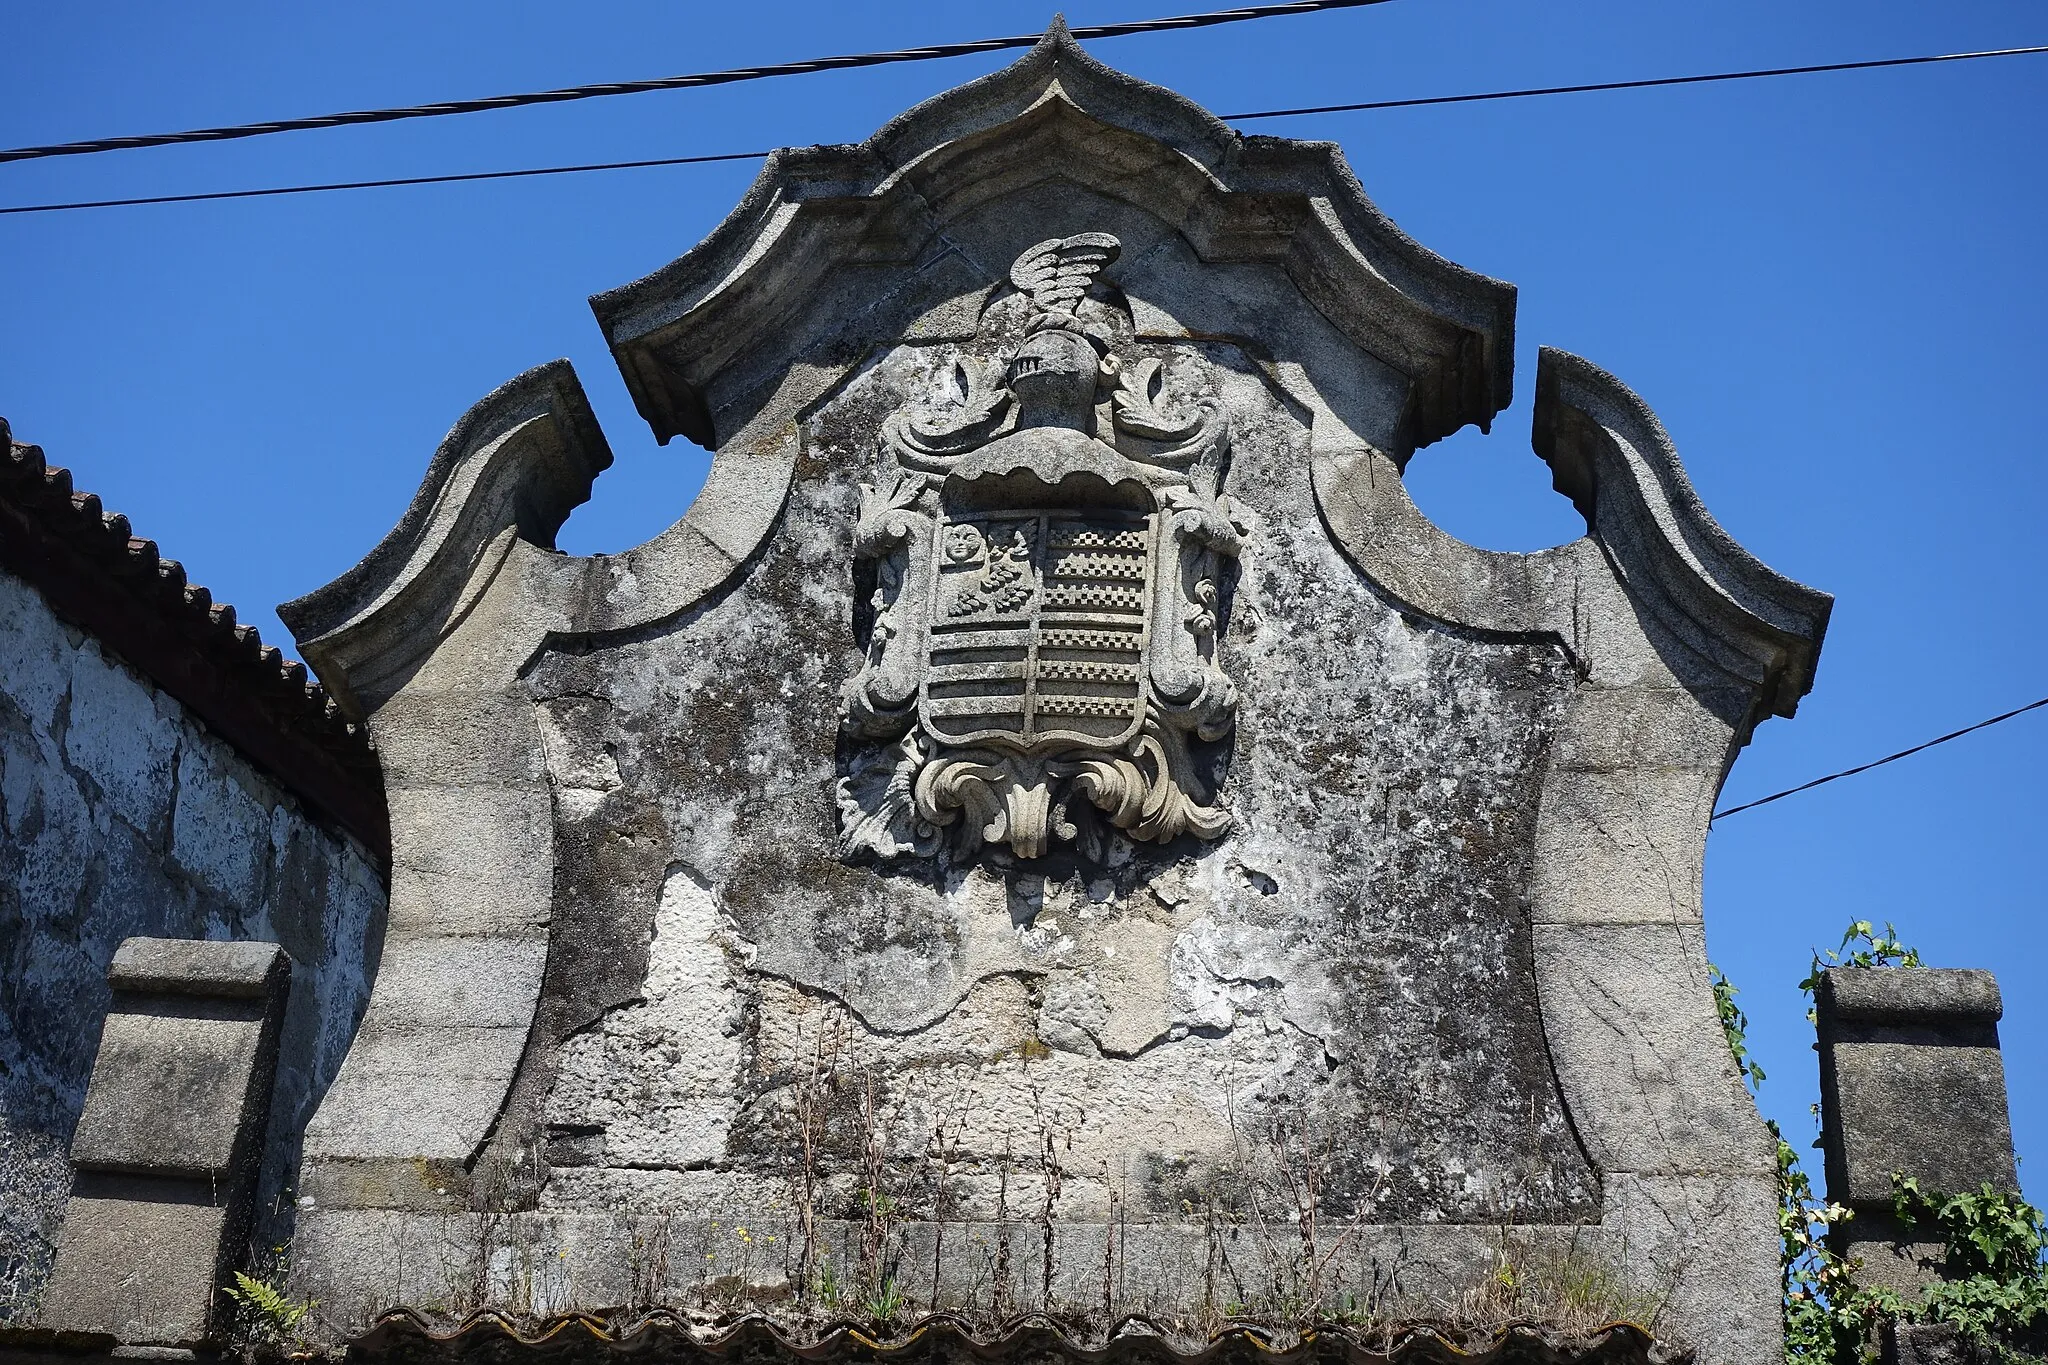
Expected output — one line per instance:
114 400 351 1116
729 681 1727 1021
280 27 1830 1364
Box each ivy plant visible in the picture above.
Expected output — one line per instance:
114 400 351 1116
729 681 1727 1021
1716 923 2046 1362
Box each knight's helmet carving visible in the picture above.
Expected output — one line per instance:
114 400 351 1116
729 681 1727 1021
838 232 1243 862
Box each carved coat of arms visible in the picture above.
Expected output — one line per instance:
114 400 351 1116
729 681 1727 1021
838 233 1241 861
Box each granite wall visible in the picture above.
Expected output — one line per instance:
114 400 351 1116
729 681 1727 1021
0 564 386 1323
277 27 1830 1363
524 336 1598 1231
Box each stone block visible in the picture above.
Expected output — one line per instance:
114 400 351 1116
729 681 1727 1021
67 1012 269 1177
106 937 287 999
1882 1321 1994 1365
301 1024 530 1163
62 642 176 840
1818 967 2016 1208
1843 1225 1952 1297
1824 967 2002 1024
0 568 75 733
169 738 274 907
1532 922 1771 1176
1827 1043 2016 1206
1602 1171 1782 1365
38 938 290 1345
383 783 551 936
365 933 549 1030
1550 685 1735 772
1817 966 2019 1294
367 689 547 786
36 1197 229 1347
1530 766 1715 925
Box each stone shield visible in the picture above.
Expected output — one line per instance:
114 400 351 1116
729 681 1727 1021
921 509 1152 754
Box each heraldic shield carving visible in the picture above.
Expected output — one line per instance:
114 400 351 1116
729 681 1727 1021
838 233 1242 862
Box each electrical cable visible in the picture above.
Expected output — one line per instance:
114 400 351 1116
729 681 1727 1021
4 42 2042 217
1711 695 2048 823
1218 43 2048 120
0 0 1395 165
0 152 774 215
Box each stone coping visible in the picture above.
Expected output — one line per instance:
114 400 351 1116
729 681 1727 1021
106 939 289 999
1818 967 2003 1025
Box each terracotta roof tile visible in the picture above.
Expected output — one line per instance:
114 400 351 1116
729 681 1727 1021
348 1311 1678 1365
0 416 388 861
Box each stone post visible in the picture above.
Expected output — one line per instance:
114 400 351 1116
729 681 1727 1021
1815 965 2018 1293
37 939 290 1350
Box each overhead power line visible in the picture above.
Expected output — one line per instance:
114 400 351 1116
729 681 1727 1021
0 153 775 215
1712 695 2048 824
1219 43 2048 120
0 0 1393 165
4 42 2042 218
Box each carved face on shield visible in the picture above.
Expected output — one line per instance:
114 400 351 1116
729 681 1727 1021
838 232 1242 863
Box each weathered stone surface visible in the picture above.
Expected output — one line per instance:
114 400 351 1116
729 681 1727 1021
37 1197 229 1348
1830 1043 2015 1204
0 567 386 1326
516 329 1594 1229
1817 966 2019 1295
281 26 1831 1365
1881 1321 1995 1365
68 1012 271 1177
39 939 290 1346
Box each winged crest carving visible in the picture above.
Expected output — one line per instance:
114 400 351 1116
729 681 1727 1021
1010 232 1120 318
838 233 1241 862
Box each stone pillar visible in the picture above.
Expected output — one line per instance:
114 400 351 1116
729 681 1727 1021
1881 1320 1999 1365
38 939 290 1350
1816 965 2018 1293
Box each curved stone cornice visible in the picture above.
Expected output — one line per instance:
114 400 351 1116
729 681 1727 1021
277 35 1837 1361
278 360 612 719
590 21 1515 454
1533 346 1832 719
1315 348 1831 725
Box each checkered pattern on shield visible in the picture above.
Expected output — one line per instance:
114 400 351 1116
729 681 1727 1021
921 510 1152 752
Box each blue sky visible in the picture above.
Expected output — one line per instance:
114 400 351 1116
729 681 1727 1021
4 2 2043 1194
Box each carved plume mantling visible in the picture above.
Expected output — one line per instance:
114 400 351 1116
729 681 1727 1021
888 359 1016 466
1112 359 1208 445
1072 715 1233 843
836 731 943 861
836 232 1240 864
1533 347 1832 718
1149 483 1239 727
842 472 938 737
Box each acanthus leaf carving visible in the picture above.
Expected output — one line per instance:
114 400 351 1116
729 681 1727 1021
836 232 1243 863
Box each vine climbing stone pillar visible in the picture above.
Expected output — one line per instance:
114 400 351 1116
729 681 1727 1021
1815 965 2019 1292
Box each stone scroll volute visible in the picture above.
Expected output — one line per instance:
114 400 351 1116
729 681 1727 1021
277 25 1836 1365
